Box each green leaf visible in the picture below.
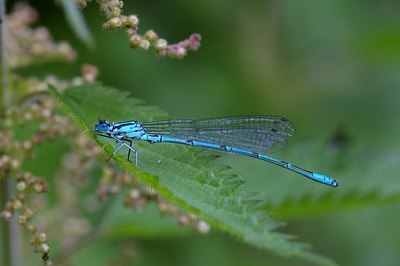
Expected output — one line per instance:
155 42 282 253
57 0 94 47
49 84 336 266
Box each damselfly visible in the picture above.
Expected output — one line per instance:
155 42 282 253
94 116 338 187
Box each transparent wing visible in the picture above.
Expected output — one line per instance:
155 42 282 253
142 116 295 154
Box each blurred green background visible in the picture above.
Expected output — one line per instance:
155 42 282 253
8 0 400 265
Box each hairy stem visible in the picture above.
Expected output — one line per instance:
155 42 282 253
1 1 22 266
0 0 10 109
0 179 11 266
0 1 10 265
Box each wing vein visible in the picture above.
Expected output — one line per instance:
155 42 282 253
142 116 295 154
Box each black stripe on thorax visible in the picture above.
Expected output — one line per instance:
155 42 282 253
113 121 138 130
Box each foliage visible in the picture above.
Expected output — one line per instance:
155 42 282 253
1 1 400 266
50 83 336 265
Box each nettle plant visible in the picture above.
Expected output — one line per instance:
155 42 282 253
1 1 334 266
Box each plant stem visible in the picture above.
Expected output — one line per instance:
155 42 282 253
0 0 10 109
1 178 23 266
0 179 11 266
1 1 22 266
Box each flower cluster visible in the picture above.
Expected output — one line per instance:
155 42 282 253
79 0 202 58
157 197 211 234
1 63 107 264
7 3 76 68
2 2 206 264
0 92 74 265
1 176 51 265
96 165 211 233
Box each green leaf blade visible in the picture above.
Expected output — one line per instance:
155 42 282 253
49 84 336 266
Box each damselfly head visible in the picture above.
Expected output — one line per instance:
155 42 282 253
94 119 111 133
